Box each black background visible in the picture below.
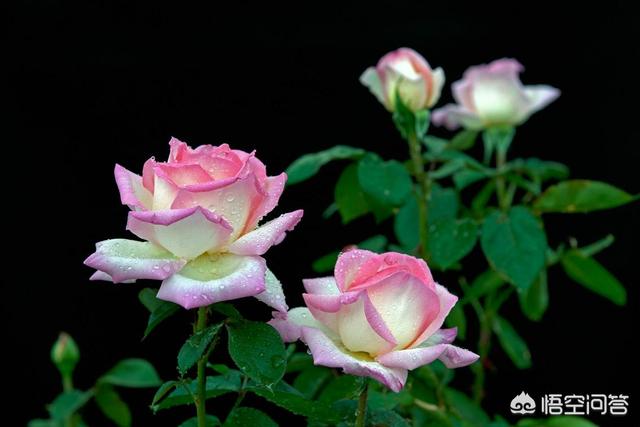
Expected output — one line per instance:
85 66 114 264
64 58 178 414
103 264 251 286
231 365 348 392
8 1 639 426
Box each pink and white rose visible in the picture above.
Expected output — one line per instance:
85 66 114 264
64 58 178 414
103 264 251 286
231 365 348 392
432 58 560 130
85 138 303 310
360 48 445 112
269 250 478 392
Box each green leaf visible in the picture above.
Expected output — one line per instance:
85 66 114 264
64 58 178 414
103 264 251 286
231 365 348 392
153 372 242 411
369 409 411 427
454 169 487 190
428 218 478 269
138 288 180 338
445 304 467 340
394 197 419 249
422 136 448 154
286 145 366 185
430 159 466 180
534 180 635 213
462 269 505 302
224 407 278 427
312 235 388 273
95 385 131 427
211 303 243 320
178 415 221 427
358 154 413 207
99 358 161 388
577 234 615 258
318 375 363 403
248 380 342 423
510 158 569 181
519 269 549 321
335 163 370 223
445 388 490 426
449 130 478 151
285 352 314 373
151 381 178 406
428 185 459 223
561 251 626 305
48 391 92 421
138 288 161 312
293 366 332 399
492 316 531 369
471 180 496 213
178 323 223 375
227 320 286 386
480 207 547 291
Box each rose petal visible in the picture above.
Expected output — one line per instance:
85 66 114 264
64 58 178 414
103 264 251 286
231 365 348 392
302 277 339 296
334 249 378 292
410 284 459 348
348 252 434 292
244 172 287 230
89 270 135 283
157 253 266 309
254 268 288 312
376 343 479 370
114 164 153 210
524 85 560 115
154 163 214 187
337 292 396 356
268 307 332 342
227 210 303 256
431 104 483 131
170 173 262 240
127 207 232 259
84 239 186 283
359 67 387 107
429 67 446 107
366 272 440 350
301 327 408 392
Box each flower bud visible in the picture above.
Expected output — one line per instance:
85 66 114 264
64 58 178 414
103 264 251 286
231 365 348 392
51 332 80 377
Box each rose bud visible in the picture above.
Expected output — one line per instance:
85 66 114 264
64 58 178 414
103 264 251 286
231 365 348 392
360 48 445 112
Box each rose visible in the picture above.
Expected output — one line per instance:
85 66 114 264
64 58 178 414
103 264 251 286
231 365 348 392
270 250 478 392
85 138 303 310
432 58 560 130
360 47 445 112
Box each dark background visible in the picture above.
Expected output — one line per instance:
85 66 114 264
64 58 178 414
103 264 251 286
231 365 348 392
7 1 639 425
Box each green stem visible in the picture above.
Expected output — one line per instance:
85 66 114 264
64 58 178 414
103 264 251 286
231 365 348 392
195 306 208 427
408 132 432 259
472 316 492 403
61 373 75 427
62 374 73 392
495 145 508 211
355 381 368 427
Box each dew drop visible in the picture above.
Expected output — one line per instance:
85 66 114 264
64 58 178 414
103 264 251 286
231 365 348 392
225 195 235 202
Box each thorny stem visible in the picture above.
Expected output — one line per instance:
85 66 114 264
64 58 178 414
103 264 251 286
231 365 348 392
196 306 208 427
408 132 432 260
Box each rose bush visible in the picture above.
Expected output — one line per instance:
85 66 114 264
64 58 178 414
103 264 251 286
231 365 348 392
360 47 445 112
270 249 478 391
85 138 303 310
